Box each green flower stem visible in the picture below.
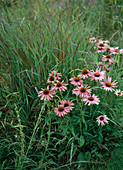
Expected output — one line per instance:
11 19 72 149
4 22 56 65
80 99 84 136
76 95 83 136
81 98 84 113
15 105 25 157
80 121 82 136
42 118 51 163
103 91 107 104
41 101 52 163
60 92 63 99
26 102 46 156
90 105 92 116
76 95 80 110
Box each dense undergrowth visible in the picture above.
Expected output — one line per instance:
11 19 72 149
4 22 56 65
0 0 123 169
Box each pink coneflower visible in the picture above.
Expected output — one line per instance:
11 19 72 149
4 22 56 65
83 94 100 106
119 49 123 54
96 115 109 126
95 41 109 53
115 89 123 96
78 68 91 79
110 47 119 54
47 74 56 83
106 67 111 72
95 39 103 47
89 37 96 43
60 99 74 111
106 47 111 52
103 40 109 44
100 76 118 92
72 85 91 97
49 71 62 80
69 75 83 86
98 42 108 48
53 81 68 92
89 68 106 82
54 105 69 117
102 54 114 64
96 46 105 53
98 62 108 69
38 86 55 101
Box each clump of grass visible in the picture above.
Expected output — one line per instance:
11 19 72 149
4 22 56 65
0 0 123 169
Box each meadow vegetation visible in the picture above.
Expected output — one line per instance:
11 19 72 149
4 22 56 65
0 0 123 169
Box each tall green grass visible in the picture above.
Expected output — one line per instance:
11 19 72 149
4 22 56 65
0 0 123 169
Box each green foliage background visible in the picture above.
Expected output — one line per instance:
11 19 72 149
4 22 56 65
0 0 123 169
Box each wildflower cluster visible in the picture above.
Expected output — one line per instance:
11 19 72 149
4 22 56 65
89 37 123 54
38 38 122 127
